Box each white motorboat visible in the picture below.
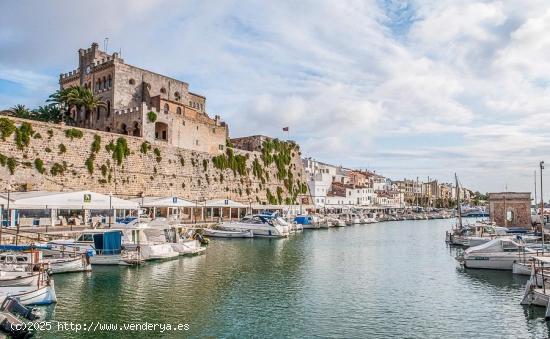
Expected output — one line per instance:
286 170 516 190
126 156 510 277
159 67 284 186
204 228 254 238
0 250 91 274
127 220 205 256
330 217 347 227
121 226 179 261
457 238 536 270
220 214 289 238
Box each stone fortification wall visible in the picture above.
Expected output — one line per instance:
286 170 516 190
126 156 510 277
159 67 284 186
0 117 309 204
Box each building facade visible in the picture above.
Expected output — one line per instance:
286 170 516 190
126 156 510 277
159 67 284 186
59 43 227 154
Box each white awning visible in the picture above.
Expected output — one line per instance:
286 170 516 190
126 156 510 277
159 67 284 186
204 199 247 208
0 191 139 210
130 196 195 208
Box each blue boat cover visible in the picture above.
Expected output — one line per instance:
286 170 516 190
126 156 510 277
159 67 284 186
93 231 122 254
294 216 312 225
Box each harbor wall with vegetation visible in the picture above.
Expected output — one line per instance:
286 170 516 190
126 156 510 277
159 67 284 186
0 117 310 203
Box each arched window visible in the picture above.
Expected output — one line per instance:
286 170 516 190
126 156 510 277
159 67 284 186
121 123 128 134
176 107 182 115
160 87 166 94
96 80 101 91
174 92 180 101
129 78 135 85
132 122 140 136
103 77 107 89
108 75 112 88
106 100 111 117
164 103 169 113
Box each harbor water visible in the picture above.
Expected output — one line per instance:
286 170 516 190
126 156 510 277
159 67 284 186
40 219 549 338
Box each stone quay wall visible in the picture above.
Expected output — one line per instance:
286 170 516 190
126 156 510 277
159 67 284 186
0 117 310 203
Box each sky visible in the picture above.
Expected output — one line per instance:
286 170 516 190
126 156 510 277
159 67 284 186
1 0 549 197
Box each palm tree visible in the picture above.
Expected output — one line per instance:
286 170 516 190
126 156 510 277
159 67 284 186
48 86 105 125
73 87 106 125
48 87 78 124
7 104 32 119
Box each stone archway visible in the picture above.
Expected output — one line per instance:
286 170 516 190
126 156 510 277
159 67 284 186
155 122 168 141
132 121 141 137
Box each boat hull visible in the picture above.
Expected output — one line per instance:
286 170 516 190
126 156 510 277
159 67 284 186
90 254 130 266
0 281 57 306
463 255 525 270
48 257 92 273
204 229 254 238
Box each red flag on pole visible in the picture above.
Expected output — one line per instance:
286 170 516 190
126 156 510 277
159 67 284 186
282 127 289 132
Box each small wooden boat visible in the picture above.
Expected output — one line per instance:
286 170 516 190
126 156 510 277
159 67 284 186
0 251 91 274
0 280 57 305
0 272 41 287
204 228 254 238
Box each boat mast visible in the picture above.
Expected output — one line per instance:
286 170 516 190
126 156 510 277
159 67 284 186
535 170 538 213
455 173 462 229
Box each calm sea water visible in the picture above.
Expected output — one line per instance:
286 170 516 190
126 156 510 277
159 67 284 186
36 219 550 338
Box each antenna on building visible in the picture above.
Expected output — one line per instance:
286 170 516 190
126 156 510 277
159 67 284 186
104 37 109 52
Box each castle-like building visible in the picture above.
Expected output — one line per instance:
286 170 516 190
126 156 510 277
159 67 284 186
59 43 228 154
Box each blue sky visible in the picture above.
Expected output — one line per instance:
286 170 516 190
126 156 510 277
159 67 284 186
1 0 550 196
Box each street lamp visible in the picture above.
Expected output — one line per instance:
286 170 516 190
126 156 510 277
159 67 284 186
541 161 545 231
108 192 113 228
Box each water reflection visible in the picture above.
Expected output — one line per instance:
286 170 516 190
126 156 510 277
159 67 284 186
33 220 550 338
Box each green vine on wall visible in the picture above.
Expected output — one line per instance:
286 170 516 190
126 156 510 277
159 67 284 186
153 148 161 163
6 157 16 175
65 128 83 140
91 134 101 153
0 118 16 141
106 137 130 166
34 158 45 174
212 148 247 176
85 154 95 174
140 142 151 154
15 122 34 150
147 111 157 123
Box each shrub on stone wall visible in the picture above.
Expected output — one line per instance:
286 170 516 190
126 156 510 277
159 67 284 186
58 144 67 154
34 158 45 174
15 122 34 150
85 154 95 174
147 111 157 123
153 148 161 163
140 142 151 154
6 157 16 175
106 137 130 166
91 135 101 153
65 128 83 140
0 118 16 141
50 162 65 176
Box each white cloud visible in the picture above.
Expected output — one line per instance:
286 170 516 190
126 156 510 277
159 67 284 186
1 0 550 194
